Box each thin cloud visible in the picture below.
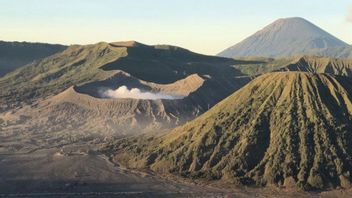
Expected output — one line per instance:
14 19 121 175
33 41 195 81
348 6 352 22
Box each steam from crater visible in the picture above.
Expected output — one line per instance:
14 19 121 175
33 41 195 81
101 86 184 100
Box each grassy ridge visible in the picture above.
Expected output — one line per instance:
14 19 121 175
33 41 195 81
234 56 352 77
0 41 66 77
0 42 125 110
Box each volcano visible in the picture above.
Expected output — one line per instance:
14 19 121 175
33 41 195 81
0 41 252 152
218 17 351 58
108 72 352 190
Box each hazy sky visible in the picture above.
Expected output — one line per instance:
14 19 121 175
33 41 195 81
0 0 351 55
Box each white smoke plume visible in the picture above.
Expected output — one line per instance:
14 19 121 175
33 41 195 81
102 86 184 100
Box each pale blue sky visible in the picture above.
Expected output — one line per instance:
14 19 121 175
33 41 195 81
0 0 351 55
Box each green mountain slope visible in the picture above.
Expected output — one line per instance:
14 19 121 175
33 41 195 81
107 72 352 190
0 41 66 77
0 42 123 110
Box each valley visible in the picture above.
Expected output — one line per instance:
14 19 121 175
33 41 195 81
1 145 350 197
0 145 226 197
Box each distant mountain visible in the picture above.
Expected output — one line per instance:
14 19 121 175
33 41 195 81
234 56 352 77
0 41 67 77
218 17 352 58
277 56 352 75
107 72 352 190
0 41 252 151
310 45 352 59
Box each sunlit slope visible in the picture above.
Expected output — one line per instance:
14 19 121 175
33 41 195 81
0 42 125 110
219 17 351 58
109 72 352 190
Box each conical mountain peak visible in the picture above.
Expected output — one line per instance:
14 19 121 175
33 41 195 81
218 18 349 58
